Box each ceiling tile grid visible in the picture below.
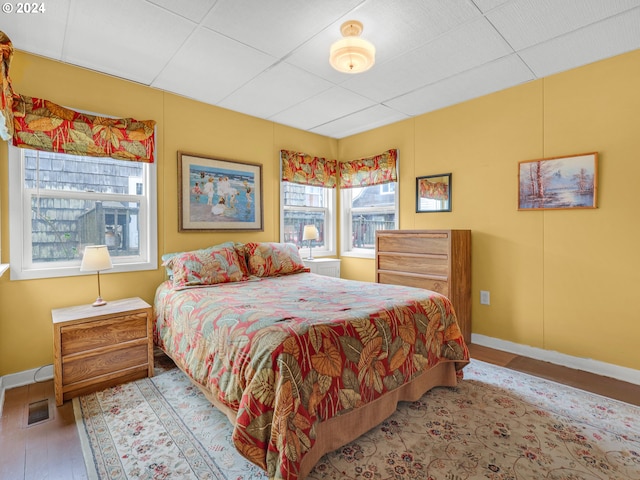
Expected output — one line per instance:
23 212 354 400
3 0 640 138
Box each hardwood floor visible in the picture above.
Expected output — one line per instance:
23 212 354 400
1 344 639 479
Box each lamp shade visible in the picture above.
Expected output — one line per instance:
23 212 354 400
80 245 113 272
302 225 319 241
330 20 375 74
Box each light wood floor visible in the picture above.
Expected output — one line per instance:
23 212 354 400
1 344 639 479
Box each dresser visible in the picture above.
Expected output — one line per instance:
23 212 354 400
51 297 154 406
375 230 471 343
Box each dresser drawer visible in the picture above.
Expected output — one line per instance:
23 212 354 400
60 313 148 356
62 343 149 385
376 233 449 255
378 272 449 296
378 253 448 276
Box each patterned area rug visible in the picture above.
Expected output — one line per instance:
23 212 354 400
74 358 640 480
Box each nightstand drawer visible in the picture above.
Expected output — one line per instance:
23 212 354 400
60 313 148 356
63 342 149 384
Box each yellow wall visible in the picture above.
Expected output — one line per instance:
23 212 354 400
2 48 639 376
340 49 640 371
0 52 336 376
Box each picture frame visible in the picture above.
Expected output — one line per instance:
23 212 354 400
178 152 263 231
416 173 452 212
518 152 598 210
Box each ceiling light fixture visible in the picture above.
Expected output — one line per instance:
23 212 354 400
329 20 375 74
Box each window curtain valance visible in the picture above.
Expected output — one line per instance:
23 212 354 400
419 178 449 200
281 149 337 188
12 95 156 163
339 149 398 189
0 30 156 163
0 31 15 141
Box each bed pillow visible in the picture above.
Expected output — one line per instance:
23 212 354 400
166 243 246 287
244 242 309 277
161 241 235 278
233 242 251 278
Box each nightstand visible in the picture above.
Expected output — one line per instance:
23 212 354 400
303 258 341 278
51 297 154 406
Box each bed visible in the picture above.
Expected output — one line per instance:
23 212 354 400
154 241 469 480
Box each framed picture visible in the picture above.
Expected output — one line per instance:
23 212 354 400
178 152 263 231
416 173 451 212
518 152 598 210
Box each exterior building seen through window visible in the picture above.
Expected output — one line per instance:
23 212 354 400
9 147 157 279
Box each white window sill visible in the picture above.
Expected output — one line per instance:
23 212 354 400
0 264 9 278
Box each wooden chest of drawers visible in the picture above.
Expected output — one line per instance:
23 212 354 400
52 297 154 406
375 230 471 343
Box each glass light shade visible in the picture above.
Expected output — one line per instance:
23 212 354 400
80 245 113 272
330 37 376 73
329 20 375 74
302 225 319 241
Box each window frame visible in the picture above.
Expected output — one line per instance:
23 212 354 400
8 145 158 280
280 182 337 257
340 182 399 259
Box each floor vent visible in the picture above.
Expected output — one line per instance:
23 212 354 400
27 399 50 426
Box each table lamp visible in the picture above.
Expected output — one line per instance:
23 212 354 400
80 245 113 307
302 225 319 260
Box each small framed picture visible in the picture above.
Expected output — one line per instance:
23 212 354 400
518 152 597 210
178 152 263 231
416 173 451 212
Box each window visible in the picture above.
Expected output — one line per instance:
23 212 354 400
9 146 157 279
280 182 336 256
341 182 398 258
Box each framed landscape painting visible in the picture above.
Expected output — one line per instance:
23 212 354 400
178 152 263 231
518 152 597 210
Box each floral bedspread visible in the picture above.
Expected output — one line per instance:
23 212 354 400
154 272 469 480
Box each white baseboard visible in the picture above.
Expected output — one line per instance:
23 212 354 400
0 365 54 417
472 333 640 386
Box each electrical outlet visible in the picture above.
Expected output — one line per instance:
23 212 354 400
480 290 490 305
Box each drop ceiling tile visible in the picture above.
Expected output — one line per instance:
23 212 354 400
63 0 196 84
342 16 514 103
152 27 277 105
147 0 217 22
386 54 535 115
285 0 483 81
2 0 70 60
486 0 640 51
219 63 333 119
339 0 483 63
269 87 376 131
472 0 512 13
310 104 409 139
519 8 640 78
202 0 363 57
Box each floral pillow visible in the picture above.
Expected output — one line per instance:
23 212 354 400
165 244 246 288
161 242 235 279
244 242 309 277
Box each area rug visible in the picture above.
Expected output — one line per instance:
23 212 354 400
74 359 640 480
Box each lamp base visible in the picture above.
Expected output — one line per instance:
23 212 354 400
92 297 107 307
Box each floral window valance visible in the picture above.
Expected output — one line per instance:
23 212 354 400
281 149 337 188
0 30 156 163
13 95 156 162
339 149 398 189
419 178 449 200
0 31 15 141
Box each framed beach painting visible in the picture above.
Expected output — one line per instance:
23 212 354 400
518 152 597 210
416 173 451 212
178 152 263 231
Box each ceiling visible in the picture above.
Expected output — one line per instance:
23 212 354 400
5 0 640 139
